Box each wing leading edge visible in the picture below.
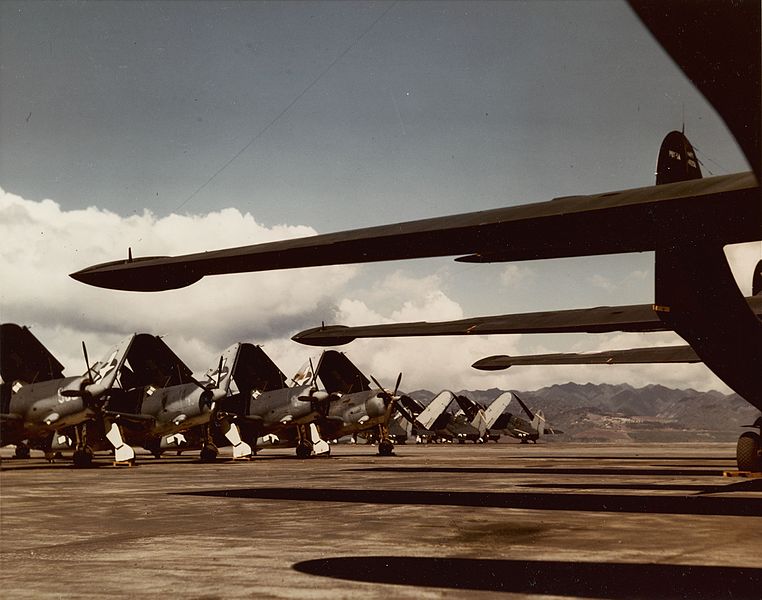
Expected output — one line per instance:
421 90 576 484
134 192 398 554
472 345 700 371
70 173 759 291
292 296 762 346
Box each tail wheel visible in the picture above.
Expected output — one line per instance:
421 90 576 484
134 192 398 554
378 440 394 456
736 432 762 472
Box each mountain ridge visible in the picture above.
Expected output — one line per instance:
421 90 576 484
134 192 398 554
407 382 758 442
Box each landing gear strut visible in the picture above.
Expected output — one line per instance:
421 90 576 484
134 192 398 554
199 425 218 462
72 424 93 468
377 424 394 456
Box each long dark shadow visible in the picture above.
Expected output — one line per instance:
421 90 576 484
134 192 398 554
175 487 762 517
349 466 727 476
521 480 762 494
292 556 761 599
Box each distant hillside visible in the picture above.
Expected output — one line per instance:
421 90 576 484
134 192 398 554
407 383 758 442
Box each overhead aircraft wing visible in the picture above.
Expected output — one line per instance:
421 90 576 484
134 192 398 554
69 2 759 293
292 296 762 346
70 173 759 291
473 345 700 371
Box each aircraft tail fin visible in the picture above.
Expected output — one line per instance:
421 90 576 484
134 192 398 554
86 334 136 397
315 350 371 394
655 130 702 185
484 392 513 429
205 343 242 394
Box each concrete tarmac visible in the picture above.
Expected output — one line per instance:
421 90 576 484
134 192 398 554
1 442 761 599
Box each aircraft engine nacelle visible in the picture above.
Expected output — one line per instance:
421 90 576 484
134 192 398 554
58 377 90 398
365 395 388 419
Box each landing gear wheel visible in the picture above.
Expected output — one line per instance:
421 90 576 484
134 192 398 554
14 445 30 459
378 440 394 456
296 442 312 459
736 431 762 472
72 447 93 468
152 450 163 459
200 446 218 462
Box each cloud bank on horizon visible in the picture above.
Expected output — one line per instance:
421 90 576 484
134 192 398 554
2 186 759 395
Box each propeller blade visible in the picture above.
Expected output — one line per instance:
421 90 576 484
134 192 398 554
215 355 224 388
82 341 93 382
395 400 415 424
309 357 317 387
393 372 402 397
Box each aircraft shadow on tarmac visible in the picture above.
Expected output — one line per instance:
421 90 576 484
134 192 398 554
521 480 762 495
291 556 761 599
176 487 762 517
350 466 729 477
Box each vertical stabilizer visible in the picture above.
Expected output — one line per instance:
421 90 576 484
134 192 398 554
655 131 702 184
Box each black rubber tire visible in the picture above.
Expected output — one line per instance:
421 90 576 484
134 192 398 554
72 448 93 468
14 445 30 459
199 447 218 462
378 440 394 456
295 442 312 459
736 431 762 471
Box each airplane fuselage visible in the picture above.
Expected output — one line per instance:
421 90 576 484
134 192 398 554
244 384 321 429
321 390 389 438
108 382 216 441
1 376 94 446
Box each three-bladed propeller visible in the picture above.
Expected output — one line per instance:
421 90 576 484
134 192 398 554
297 357 335 416
196 355 226 411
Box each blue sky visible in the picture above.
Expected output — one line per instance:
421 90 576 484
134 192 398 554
1 1 757 392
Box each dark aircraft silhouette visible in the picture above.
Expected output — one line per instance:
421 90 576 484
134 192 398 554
69 4 761 468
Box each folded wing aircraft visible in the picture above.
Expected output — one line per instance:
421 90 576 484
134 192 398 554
69 3 761 468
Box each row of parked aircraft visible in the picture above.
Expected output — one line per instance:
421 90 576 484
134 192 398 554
68 2 762 473
0 323 559 467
